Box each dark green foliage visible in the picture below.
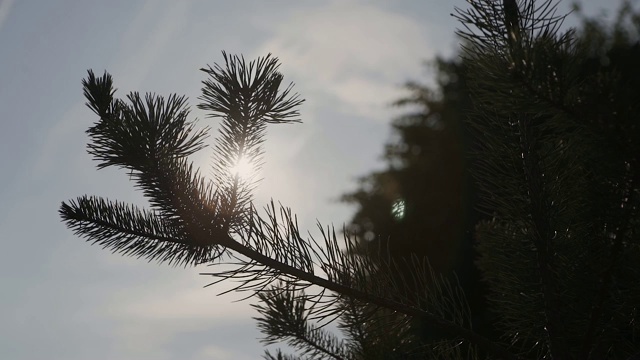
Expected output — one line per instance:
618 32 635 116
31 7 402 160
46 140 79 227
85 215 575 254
198 53 304 229
455 0 640 358
340 56 494 356
60 196 215 265
342 0 640 359
83 71 209 170
254 287 350 360
343 57 472 272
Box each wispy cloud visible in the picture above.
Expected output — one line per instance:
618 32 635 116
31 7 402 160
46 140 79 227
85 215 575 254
96 266 260 359
111 0 190 90
192 345 237 360
109 278 253 322
257 0 434 121
0 0 15 31
32 0 192 179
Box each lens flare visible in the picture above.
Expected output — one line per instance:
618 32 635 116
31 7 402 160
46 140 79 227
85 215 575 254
391 199 406 220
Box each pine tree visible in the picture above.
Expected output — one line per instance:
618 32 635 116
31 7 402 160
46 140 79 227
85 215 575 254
343 2 640 358
340 54 499 350
59 1 640 359
455 0 640 358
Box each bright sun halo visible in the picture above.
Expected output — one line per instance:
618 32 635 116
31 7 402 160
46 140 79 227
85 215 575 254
230 156 255 180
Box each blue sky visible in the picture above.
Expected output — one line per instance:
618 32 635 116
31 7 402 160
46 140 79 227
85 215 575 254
0 0 620 359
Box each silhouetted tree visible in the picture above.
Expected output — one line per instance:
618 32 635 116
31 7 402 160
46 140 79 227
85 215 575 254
342 57 472 273
460 0 640 358
342 2 640 358
340 55 498 351
59 1 640 359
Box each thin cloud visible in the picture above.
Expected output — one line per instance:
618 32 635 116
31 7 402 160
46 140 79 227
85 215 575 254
111 0 190 90
257 0 434 121
0 0 15 31
109 279 253 322
191 345 247 360
32 0 190 179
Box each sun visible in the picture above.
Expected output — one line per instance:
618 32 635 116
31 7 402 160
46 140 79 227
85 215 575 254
230 156 255 181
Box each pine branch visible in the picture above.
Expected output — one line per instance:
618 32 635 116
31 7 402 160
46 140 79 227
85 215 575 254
456 0 640 358
253 286 349 360
263 349 304 360
198 52 303 232
516 115 566 359
455 4 575 356
59 196 223 266
204 212 518 360
83 71 209 171
61 52 520 360
580 168 640 359
198 51 303 124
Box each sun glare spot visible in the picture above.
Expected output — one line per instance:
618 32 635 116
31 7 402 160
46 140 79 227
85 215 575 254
230 156 255 180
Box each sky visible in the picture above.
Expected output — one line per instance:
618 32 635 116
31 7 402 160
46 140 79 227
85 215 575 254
0 0 622 359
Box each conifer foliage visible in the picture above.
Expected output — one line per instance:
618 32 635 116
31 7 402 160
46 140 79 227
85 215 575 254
455 0 640 358
59 52 491 358
59 1 640 359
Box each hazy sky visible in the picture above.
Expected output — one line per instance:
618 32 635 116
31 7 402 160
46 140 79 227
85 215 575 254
0 0 621 359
